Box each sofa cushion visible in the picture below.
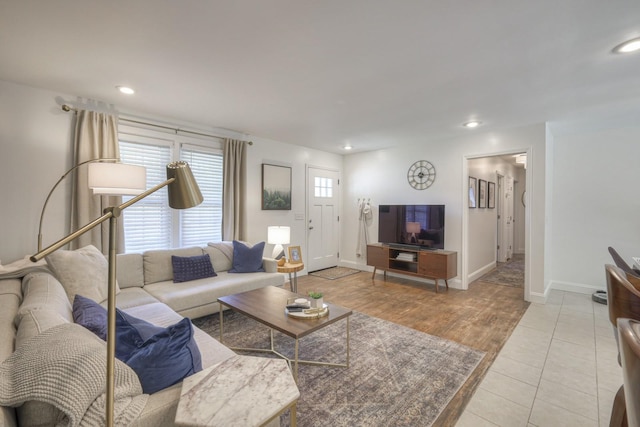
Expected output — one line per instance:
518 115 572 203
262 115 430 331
171 254 216 283
16 272 73 327
45 244 120 303
144 271 284 315
229 241 265 273
73 294 108 340
15 308 69 349
110 287 161 310
143 247 203 285
117 253 144 289
205 241 234 272
115 309 202 394
0 280 21 360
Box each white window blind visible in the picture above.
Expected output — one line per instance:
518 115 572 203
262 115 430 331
118 130 224 253
120 141 173 253
180 145 223 246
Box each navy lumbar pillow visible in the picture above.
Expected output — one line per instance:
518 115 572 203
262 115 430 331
229 240 265 273
171 253 217 283
72 294 108 341
114 308 202 394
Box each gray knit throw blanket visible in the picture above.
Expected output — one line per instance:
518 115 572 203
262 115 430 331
0 323 148 426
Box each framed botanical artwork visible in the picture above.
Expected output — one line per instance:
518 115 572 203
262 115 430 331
478 179 487 208
288 245 302 264
468 177 477 208
488 182 496 209
262 164 291 210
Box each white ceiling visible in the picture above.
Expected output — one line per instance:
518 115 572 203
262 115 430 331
1 1 639 154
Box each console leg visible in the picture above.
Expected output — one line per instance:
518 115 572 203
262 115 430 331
371 267 376 280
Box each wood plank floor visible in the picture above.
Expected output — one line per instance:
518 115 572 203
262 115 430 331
294 271 530 426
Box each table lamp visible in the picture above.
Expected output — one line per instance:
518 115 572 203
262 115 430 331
31 160 203 427
268 226 290 260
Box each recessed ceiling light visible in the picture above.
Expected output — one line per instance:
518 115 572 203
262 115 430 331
343 145 353 150
116 85 135 95
463 120 482 128
612 37 640 54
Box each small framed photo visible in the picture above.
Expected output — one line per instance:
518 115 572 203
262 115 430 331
288 246 302 264
488 182 496 209
468 177 477 208
478 179 487 208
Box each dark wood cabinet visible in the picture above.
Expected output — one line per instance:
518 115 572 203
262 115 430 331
366 244 457 293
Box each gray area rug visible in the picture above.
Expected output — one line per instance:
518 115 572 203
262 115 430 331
479 254 525 287
193 311 485 427
309 266 361 280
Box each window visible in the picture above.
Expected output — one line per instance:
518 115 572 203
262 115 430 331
314 176 333 198
119 126 223 253
180 145 223 247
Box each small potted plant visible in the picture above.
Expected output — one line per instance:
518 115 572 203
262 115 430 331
308 291 323 309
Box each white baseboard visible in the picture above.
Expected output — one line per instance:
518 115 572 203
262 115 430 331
550 280 605 295
528 284 555 304
468 261 496 283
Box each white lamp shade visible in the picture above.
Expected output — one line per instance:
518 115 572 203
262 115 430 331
88 163 146 196
268 226 291 245
268 226 290 259
406 222 421 234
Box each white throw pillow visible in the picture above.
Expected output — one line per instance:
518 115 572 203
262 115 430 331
45 245 120 303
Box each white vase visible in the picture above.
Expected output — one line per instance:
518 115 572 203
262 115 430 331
311 297 323 309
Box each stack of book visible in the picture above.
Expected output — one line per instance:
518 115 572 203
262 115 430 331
395 252 416 262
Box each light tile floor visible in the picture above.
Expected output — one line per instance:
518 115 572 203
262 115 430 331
456 289 621 427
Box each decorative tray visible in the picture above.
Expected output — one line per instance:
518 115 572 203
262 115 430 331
285 304 329 319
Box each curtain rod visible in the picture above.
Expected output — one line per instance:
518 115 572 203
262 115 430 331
61 104 253 145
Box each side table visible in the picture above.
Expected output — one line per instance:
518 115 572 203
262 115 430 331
277 262 304 292
175 355 299 426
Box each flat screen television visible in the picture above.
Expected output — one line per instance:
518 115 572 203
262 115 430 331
378 204 445 250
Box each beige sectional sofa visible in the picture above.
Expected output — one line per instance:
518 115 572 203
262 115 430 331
0 242 286 426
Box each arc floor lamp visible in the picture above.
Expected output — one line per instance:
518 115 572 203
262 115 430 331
31 160 203 427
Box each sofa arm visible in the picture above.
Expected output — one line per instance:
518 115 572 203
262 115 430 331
262 258 278 273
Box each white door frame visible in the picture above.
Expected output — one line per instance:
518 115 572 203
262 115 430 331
461 148 532 300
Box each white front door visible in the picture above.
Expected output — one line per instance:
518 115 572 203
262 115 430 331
307 167 340 272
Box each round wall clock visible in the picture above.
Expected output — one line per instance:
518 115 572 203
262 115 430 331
407 160 436 190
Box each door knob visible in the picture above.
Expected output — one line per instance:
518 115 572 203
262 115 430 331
309 226 314 230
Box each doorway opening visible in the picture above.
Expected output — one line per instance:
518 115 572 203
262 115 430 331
464 151 529 299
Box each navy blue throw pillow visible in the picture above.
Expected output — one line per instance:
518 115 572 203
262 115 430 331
72 294 108 340
171 253 217 283
114 309 202 394
229 240 265 273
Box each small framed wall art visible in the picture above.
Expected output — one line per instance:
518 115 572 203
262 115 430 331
262 164 292 210
488 182 496 209
468 177 477 208
288 246 302 264
478 179 487 208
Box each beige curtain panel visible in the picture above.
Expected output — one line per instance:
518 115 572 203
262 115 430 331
70 109 124 253
222 138 247 241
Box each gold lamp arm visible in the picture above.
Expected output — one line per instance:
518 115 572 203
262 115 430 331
37 157 119 252
30 176 175 262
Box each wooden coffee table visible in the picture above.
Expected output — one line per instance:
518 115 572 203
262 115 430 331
217 286 352 382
